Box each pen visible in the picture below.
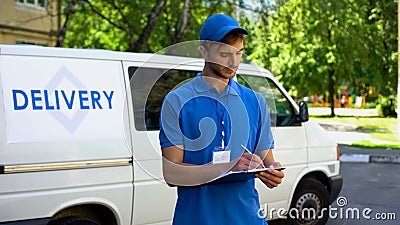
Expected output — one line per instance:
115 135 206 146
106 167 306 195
241 144 252 154
241 144 266 169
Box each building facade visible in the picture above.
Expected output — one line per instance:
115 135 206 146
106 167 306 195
0 0 61 46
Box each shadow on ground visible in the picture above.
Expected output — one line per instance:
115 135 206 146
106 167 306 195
318 123 357 132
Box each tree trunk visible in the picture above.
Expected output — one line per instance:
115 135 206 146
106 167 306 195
130 0 167 52
55 0 76 47
172 0 190 44
328 69 336 117
326 26 335 117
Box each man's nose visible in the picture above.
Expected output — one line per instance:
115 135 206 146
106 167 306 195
228 54 240 68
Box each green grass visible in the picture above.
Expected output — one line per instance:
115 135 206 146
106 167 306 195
310 116 400 149
351 140 400 149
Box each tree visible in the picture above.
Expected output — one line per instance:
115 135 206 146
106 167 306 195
261 0 397 117
365 0 398 116
366 0 398 97
62 0 239 52
56 0 76 47
62 0 167 52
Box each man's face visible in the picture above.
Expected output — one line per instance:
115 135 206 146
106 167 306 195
204 39 244 79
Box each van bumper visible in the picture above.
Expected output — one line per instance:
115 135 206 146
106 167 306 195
329 175 343 203
0 218 50 225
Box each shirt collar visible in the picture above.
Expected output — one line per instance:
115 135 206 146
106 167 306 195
193 72 239 96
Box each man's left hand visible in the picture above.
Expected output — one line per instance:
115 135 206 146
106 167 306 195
255 162 285 189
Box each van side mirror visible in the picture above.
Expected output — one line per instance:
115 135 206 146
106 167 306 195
298 101 309 122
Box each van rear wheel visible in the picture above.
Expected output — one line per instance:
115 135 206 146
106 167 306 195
288 178 330 225
49 216 100 225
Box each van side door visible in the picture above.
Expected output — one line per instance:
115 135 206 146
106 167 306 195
124 63 200 224
236 74 308 212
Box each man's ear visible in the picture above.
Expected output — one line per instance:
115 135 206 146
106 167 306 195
199 45 208 60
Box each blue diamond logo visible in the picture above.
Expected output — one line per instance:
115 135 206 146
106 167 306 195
45 66 88 134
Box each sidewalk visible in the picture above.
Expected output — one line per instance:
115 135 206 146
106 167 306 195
316 120 400 146
320 123 400 164
338 144 400 164
309 108 400 164
308 107 379 117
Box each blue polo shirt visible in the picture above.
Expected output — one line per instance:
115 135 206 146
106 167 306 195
159 74 274 225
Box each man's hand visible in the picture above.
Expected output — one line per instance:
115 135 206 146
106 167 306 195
255 162 285 189
232 153 264 171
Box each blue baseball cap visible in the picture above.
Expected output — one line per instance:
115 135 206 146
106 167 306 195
200 14 248 42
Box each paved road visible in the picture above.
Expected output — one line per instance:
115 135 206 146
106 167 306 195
269 108 400 224
268 161 399 225
326 162 399 225
315 110 399 224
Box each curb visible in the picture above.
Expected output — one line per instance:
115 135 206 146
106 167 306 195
340 154 400 164
338 144 400 164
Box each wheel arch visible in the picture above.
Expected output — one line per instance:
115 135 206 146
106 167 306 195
297 171 331 192
49 200 119 225
288 168 333 208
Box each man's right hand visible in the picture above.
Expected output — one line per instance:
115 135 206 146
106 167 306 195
232 153 264 171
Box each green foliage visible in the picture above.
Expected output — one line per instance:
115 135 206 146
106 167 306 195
376 95 397 117
365 102 377 109
265 0 369 94
249 0 397 112
351 140 400 150
60 0 398 108
63 0 135 51
63 0 238 52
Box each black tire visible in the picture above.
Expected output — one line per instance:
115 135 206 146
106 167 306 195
49 216 100 225
288 178 330 225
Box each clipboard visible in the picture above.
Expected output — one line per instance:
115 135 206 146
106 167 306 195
207 167 284 185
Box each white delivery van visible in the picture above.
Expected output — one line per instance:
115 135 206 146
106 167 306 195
0 45 342 225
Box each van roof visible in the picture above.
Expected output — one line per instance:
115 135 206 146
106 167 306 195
0 44 272 77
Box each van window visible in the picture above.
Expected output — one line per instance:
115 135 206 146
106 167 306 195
237 75 294 126
129 67 198 131
130 68 294 131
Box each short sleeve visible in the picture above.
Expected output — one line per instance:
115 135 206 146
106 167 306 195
159 94 183 148
255 94 274 151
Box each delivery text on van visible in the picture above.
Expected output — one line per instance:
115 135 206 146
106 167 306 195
12 89 114 110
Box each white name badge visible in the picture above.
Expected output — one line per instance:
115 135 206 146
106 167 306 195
213 150 231 164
